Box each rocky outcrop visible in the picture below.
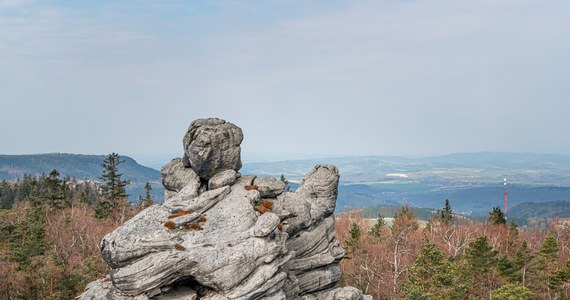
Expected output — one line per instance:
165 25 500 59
78 118 371 300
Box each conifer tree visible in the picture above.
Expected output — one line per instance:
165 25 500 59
138 182 154 208
488 206 507 225
405 242 469 299
464 236 498 298
514 241 536 286
368 213 386 240
440 199 454 225
345 222 361 250
95 153 130 219
43 169 66 208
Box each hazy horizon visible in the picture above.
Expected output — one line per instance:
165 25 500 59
1 1 569 156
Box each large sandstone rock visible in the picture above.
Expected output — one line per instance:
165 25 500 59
182 118 243 180
78 119 370 300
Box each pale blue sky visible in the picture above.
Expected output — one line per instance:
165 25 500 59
1 0 569 159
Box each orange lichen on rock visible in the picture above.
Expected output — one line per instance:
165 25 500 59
244 185 258 191
260 199 273 210
174 243 185 251
254 199 273 214
200 214 207 223
164 220 176 230
168 209 194 219
277 223 283 231
186 223 203 231
254 205 271 214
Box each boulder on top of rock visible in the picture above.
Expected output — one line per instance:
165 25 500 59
182 118 243 180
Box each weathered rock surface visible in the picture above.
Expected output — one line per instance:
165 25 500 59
161 158 202 198
209 169 239 190
182 118 243 180
78 119 370 300
253 177 287 198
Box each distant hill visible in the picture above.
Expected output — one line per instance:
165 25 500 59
240 152 570 215
0 153 163 202
508 201 570 220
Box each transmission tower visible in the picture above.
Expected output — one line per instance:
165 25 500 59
504 178 508 219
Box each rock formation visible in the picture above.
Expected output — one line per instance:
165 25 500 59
78 118 371 300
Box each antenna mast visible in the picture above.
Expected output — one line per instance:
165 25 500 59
504 178 508 219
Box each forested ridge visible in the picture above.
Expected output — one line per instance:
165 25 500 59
0 153 163 202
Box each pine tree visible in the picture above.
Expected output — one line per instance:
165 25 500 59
279 174 290 192
8 206 47 267
488 206 507 225
405 243 469 299
538 235 560 294
43 169 66 208
440 199 454 225
137 182 154 208
368 213 386 240
514 241 536 287
345 222 361 250
95 153 130 219
464 236 498 298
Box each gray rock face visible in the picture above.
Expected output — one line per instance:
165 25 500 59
78 119 370 300
253 177 287 198
161 158 201 194
209 170 239 190
182 118 244 180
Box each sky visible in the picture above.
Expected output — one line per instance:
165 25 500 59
1 0 569 160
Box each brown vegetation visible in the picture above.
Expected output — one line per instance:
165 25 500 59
174 243 185 251
254 199 273 214
168 209 194 219
186 223 203 231
0 201 141 299
244 185 258 191
336 209 570 300
163 220 176 230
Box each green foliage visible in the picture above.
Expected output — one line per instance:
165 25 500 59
440 199 453 225
405 243 469 299
392 206 419 238
497 255 519 283
7 206 47 267
345 223 361 249
137 182 155 208
0 172 101 210
488 206 507 225
464 236 498 298
368 213 386 240
279 174 290 192
96 153 130 219
465 236 498 275
0 153 163 205
491 283 534 300
539 235 559 262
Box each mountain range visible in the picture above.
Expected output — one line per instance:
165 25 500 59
3 151 570 219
